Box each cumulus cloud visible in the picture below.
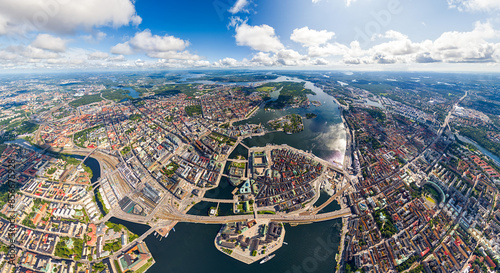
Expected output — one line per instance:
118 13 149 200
250 52 275 66
229 0 250 14
299 22 500 66
110 42 133 55
448 0 500 12
31 34 68 52
88 51 109 60
82 31 107 43
214 57 241 67
291 27 335 47
110 29 203 62
234 22 284 52
128 29 188 52
21 46 60 59
0 0 141 35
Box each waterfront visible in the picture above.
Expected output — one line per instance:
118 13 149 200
236 77 346 165
456 134 500 167
89 77 346 272
109 216 342 273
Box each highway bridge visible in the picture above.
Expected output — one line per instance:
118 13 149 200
158 207 352 224
200 197 235 203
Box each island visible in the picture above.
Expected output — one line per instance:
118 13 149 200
215 220 284 264
268 114 304 134
305 113 317 119
3 70 500 273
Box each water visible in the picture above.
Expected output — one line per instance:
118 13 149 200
107 212 342 273
456 134 500 167
91 76 345 273
204 177 236 199
113 86 140 98
235 77 346 164
83 157 100 183
142 221 342 273
74 155 105 214
228 144 249 159
187 201 235 216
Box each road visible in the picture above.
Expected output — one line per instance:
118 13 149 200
372 91 468 186
310 184 350 215
200 197 235 203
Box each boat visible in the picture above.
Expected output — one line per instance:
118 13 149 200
283 242 288 245
260 254 276 264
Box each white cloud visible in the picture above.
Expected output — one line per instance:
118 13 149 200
346 0 358 6
88 51 109 60
129 29 188 52
291 27 335 47
250 52 275 66
108 55 126 62
31 34 68 52
234 22 284 52
0 50 18 60
214 57 241 67
82 31 107 43
110 29 204 63
110 42 133 55
147 51 201 60
0 0 141 35
275 49 307 66
111 30 190 56
306 22 500 65
448 0 500 11
229 0 250 14
312 0 357 6
21 46 60 59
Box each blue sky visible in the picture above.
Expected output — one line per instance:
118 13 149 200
0 0 500 71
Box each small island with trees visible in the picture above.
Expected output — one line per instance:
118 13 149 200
305 113 317 119
268 114 304 134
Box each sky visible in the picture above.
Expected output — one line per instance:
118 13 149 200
1 0 500 72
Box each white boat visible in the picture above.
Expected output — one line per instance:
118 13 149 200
283 242 288 245
260 254 276 264
164 232 169 238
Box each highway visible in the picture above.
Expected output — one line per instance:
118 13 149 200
108 203 351 225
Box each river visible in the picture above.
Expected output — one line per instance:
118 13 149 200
93 76 346 272
456 134 500 167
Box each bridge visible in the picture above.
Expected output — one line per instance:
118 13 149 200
76 147 98 169
200 197 235 203
226 159 248 164
159 207 352 224
310 183 350 215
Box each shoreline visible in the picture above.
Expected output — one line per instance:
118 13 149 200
214 219 286 264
